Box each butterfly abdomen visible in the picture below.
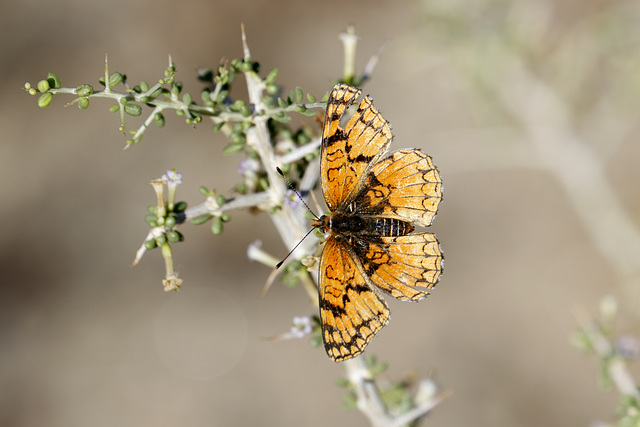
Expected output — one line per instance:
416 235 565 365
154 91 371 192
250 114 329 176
327 213 414 237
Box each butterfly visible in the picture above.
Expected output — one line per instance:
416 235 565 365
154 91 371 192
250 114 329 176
313 84 443 362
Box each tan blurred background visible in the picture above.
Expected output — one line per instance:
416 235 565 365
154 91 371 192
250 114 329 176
3 0 640 425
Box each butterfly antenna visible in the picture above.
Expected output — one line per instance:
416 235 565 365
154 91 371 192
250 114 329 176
275 226 318 269
276 167 320 220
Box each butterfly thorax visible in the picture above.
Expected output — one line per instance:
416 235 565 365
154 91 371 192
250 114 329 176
314 212 414 238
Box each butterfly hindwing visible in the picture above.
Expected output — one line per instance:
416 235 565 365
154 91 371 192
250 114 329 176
353 233 443 301
354 150 442 227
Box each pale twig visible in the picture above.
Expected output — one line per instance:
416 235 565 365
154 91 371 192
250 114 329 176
343 357 450 427
495 56 640 286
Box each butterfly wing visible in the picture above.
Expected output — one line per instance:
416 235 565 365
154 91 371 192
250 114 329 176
320 84 393 211
318 235 389 362
354 150 442 227
354 233 443 301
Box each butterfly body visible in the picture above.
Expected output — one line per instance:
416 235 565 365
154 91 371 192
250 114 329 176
315 84 443 362
315 213 414 239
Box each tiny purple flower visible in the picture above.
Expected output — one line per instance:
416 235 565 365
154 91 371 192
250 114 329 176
615 334 640 360
290 316 312 338
161 169 183 185
285 189 300 208
237 159 259 176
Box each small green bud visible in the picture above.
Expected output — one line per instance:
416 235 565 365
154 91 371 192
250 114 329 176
266 83 279 95
140 81 150 92
306 93 316 103
166 230 181 242
216 90 228 104
215 194 226 206
232 122 244 133
109 104 120 113
37 79 50 93
47 72 61 89
124 104 142 116
77 98 89 110
277 97 288 109
299 109 316 117
258 177 269 190
240 60 253 73
147 205 158 214
37 92 53 108
182 93 192 105
295 105 307 113
174 201 187 212
230 132 246 146
144 239 158 250
76 84 94 97
235 182 247 194
108 72 123 87
211 216 223 235
230 58 242 72
155 234 167 245
139 96 150 104
144 213 158 224
295 87 304 103
155 112 165 128
220 213 231 222
164 216 177 228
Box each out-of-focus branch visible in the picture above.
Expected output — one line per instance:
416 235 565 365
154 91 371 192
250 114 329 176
573 305 640 401
494 57 640 283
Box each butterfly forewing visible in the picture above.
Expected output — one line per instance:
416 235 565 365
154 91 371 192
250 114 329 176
319 236 389 362
353 233 442 301
320 85 392 212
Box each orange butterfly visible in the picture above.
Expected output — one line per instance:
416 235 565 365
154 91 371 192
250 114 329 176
314 84 443 362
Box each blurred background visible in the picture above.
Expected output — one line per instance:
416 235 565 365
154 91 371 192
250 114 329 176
2 0 640 425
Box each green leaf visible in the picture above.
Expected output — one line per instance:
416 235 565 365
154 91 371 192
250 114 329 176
46 72 61 89
37 79 50 93
191 214 213 225
76 84 94 97
108 72 123 87
37 92 53 108
77 98 89 110
124 104 142 116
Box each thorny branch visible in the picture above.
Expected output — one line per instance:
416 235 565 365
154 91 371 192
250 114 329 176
131 26 447 425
